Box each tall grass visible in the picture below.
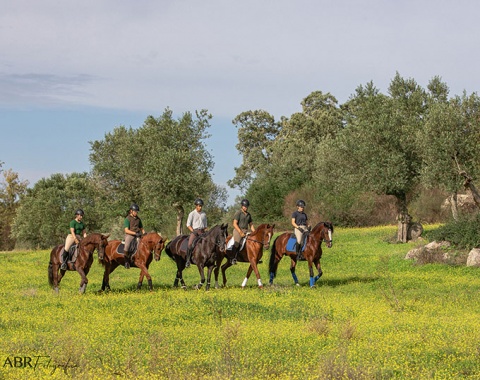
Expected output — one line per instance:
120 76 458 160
1 225 480 379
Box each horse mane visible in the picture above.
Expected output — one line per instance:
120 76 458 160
80 232 102 245
312 222 334 233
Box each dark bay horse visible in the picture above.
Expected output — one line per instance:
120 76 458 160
100 232 166 291
269 222 333 287
48 233 110 294
215 223 275 289
164 223 228 290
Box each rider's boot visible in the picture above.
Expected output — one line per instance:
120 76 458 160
231 245 238 265
185 247 192 268
60 248 68 270
124 251 131 269
296 243 302 261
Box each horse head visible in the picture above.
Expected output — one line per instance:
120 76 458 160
218 223 228 252
154 233 166 261
322 222 334 248
262 223 275 250
97 233 110 260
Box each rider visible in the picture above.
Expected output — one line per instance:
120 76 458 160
123 203 145 269
291 200 309 260
185 198 207 268
60 209 87 270
231 199 255 265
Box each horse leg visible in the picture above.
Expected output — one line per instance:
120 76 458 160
221 261 232 287
137 263 152 291
52 262 61 293
214 254 224 289
249 260 264 288
194 264 205 290
206 265 215 291
241 265 254 289
76 267 88 294
308 261 316 288
313 259 323 284
290 255 300 286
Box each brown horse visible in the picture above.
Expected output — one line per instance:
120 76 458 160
164 224 228 290
215 223 275 289
269 221 333 287
48 232 110 294
100 232 166 291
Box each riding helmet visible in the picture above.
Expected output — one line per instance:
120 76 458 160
241 199 250 207
296 200 306 207
194 198 204 206
130 203 140 212
75 209 85 216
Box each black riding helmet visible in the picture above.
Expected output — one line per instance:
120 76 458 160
241 199 250 207
130 203 140 212
194 198 204 206
75 209 84 216
296 200 306 207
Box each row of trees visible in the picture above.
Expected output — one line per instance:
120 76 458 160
231 73 480 240
10 110 228 249
3 72 480 249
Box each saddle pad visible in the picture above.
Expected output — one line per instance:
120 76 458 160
180 238 189 253
286 235 306 252
116 243 125 254
226 237 246 251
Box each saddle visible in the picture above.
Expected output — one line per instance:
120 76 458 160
226 236 246 251
286 232 309 254
65 244 78 263
116 238 140 256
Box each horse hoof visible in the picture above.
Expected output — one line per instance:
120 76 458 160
181 285 187 291
54 287 59 294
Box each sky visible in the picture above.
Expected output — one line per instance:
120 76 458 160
1 0 479 205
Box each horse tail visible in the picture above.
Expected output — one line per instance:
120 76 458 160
48 249 55 287
164 241 175 260
269 236 280 278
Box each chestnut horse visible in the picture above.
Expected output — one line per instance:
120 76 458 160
48 232 110 294
269 222 333 287
164 223 228 290
215 223 275 289
100 232 166 291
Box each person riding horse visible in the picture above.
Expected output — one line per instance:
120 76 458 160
60 209 87 270
231 199 255 265
185 198 207 268
291 200 310 260
123 203 145 269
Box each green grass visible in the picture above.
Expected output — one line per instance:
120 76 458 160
2 225 480 379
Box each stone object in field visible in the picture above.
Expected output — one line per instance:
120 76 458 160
405 241 450 260
466 248 480 267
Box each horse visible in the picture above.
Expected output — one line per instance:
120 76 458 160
164 223 228 291
48 232 110 294
215 223 275 289
99 232 167 292
269 221 333 287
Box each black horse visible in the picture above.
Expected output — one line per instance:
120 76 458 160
165 223 228 290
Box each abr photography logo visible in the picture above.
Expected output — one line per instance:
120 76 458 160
3 355 78 375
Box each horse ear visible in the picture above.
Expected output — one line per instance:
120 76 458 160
103 234 110 239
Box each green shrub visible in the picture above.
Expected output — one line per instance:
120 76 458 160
426 213 480 249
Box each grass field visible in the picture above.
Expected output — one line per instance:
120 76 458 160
2 225 480 379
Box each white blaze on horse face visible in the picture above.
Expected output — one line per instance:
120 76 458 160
328 230 332 246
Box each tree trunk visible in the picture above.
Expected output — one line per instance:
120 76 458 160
173 202 184 236
460 171 480 209
395 193 410 243
449 192 459 221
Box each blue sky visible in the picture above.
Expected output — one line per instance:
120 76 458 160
1 0 480 205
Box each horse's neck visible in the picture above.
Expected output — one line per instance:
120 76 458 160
310 224 325 242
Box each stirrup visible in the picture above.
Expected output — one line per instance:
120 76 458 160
60 262 67 270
